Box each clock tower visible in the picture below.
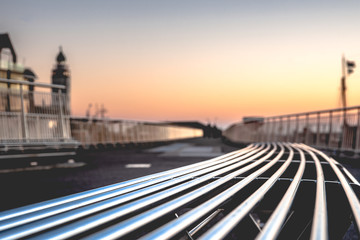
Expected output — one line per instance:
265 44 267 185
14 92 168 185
52 46 70 113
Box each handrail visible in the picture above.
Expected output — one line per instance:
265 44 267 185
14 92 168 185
266 105 360 119
0 78 65 89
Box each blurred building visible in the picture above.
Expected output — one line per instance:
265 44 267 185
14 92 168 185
52 47 71 114
0 33 37 112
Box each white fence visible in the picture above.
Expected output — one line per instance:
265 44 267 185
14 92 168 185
71 118 203 148
0 78 72 146
224 106 360 151
0 78 203 149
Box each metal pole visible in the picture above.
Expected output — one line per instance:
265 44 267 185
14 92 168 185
356 107 360 151
270 118 276 142
295 115 299 143
316 112 320 146
305 113 309 145
341 55 347 109
57 90 66 139
19 84 29 142
36 115 41 140
328 111 333 148
279 117 283 142
286 116 290 142
341 108 347 150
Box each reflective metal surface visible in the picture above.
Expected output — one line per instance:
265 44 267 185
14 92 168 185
0 143 358 239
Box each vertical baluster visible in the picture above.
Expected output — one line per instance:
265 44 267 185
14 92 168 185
57 89 66 139
341 108 347 150
316 112 320 146
295 115 299 143
305 113 309 145
328 111 333 148
20 84 29 142
286 116 290 142
356 107 360 151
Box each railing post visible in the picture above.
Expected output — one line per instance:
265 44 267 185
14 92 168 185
57 89 66 140
266 119 271 142
102 120 106 145
327 111 333 148
258 119 262 142
295 115 299 143
272 118 277 142
305 113 309 145
19 84 29 142
356 107 360 151
269 118 274 142
286 116 290 142
316 112 320 146
36 115 41 140
341 108 347 150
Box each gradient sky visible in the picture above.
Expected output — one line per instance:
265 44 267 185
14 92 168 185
1 0 360 128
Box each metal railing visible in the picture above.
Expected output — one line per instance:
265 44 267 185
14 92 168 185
0 143 358 239
0 78 73 146
224 106 360 152
71 117 204 148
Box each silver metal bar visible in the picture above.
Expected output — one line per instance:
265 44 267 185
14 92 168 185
57 90 66 139
286 116 290 142
328 111 333 148
0 145 263 238
267 105 360 119
81 144 278 240
19 84 28 141
298 144 328 240
0 145 253 222
302 144 360 232
256 144 306 240
139 144 284 240
305 113 309 145
316 113 320 146
188 209 224 236
0 142 358 239
356 107 360 151
29 144 271 240
341 167 360 185
198 144 294 240
0 78 65 89
295 115 299 143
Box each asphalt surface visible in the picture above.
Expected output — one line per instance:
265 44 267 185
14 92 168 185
0 138 238 211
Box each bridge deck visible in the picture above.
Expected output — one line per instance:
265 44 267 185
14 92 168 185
0 142 359 239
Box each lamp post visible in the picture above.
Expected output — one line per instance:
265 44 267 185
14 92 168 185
341 55 356 109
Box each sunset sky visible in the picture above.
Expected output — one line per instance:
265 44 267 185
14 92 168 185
1 1 360 128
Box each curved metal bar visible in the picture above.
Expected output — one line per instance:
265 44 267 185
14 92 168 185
32 144 271 240
0 145 253 223
256 144 306 240
0 145 256 225
341 166 360 186
198 144 294 240
0 145 263 239
1 142 357 239
82 144 278 240
2 145 264 240
141 143 285 240
302 144 360 232
297 144 328 240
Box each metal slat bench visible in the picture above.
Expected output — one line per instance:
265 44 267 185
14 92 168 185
0 143 359 239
